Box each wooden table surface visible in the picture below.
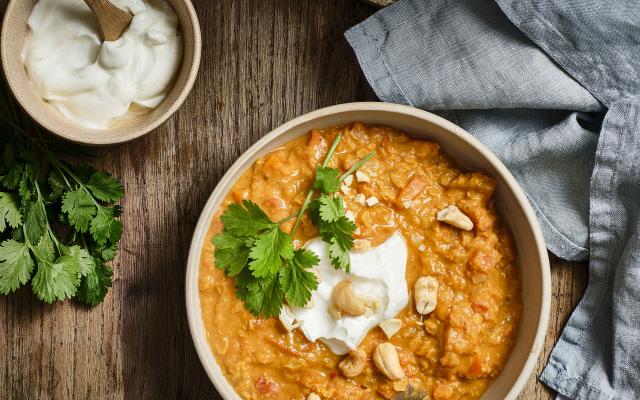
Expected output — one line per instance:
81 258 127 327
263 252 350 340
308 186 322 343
0 0 588 399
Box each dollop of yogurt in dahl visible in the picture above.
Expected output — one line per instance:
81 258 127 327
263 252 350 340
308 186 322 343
281 232 409 355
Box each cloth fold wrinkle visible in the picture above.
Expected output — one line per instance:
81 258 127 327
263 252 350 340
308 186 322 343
345 0 640 399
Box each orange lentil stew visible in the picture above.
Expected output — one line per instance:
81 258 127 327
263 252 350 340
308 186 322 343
199 122 522 400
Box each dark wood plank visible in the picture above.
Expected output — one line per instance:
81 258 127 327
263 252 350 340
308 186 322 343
0 1 586 399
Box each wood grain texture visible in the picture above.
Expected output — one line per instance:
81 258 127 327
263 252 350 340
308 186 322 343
0 0 587 399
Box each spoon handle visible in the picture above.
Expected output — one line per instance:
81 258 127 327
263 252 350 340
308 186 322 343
84 0 133 42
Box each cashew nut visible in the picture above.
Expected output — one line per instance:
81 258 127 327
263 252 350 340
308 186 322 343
307 393 321 400
378 318 402 339
356 171 371 183
338 348 367 378
414 276 439 315
331 280 380 318
437 205 474 231
372 342 405 380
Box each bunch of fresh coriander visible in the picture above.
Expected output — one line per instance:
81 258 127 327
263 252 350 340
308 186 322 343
0 85 123 305
213 134 375 318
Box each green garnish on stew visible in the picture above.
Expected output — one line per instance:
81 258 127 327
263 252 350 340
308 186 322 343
213 134 375 318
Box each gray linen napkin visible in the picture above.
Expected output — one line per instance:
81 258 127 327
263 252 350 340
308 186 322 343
345 0 640 399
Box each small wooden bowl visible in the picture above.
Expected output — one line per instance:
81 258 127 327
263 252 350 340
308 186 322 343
1 0 201 145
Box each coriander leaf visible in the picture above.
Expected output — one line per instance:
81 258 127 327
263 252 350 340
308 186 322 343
248 227 294 278
238 271 284 318
220 200 276 237
256 273 285 318
315 194 345 223
32 234 55 263
32 239 82 303
77 258 112 306
235 268 259 299
21 153 39 182
2 162 23 190
62 189 97 232
328 235 352 272
86 171 124 202
0 192 22 232
97 241 118 262
18 171 33 207
279 249 319 308
309 199 355 272
47 169 66 201
212 231 250 276
24 199 47 245
0 239 34 294
62 245 95 277
314 167 340 194
89 207 123 245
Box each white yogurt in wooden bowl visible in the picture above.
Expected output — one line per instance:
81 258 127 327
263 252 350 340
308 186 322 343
22 0 183 129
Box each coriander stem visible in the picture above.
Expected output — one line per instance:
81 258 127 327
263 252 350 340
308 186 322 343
290 134 343 238
339 150 376 182
276 214 298 225
34 181 62 252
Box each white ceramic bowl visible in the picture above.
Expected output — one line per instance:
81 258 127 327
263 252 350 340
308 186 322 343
186 102 551 400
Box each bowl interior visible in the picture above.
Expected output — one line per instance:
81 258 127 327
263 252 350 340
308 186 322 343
1 0 201 145
186 103 550 400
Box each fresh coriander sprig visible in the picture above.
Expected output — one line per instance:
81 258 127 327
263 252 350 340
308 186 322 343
0 82 123 305
213 132 375 318
290 133 343 237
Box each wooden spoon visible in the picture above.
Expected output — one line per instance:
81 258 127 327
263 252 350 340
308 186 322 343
84 0 133 42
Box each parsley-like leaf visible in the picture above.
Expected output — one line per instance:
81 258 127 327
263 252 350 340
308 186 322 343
316 194 345 222
279 249 319 308
96 241 118 262
213 132 374 318
0 239 34 294
1 162 23 190
0 192 22 232
62 189 97 232
90 207 123 245
212 231 250 276
248 227 294 277
31 237 82 303
77 259 113 306
24 199 46 245
314 167 340 194
309 197 356 272
1 82 123 306
221 200 275 237
47 169 66 201
86 171 124 202
237 271 284 319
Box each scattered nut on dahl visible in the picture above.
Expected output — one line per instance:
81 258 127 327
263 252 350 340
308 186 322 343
199 122 521 400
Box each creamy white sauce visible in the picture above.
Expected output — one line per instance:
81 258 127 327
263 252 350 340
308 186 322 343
22 0 182 129
281 233 409 355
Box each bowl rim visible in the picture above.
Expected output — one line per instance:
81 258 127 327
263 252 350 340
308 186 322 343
185 102 551 400
0 0 202 146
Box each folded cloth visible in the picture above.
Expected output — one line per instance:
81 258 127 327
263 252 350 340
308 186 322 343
345 0 640 399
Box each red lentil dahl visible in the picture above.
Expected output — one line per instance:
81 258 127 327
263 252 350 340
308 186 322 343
199 122 521 400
